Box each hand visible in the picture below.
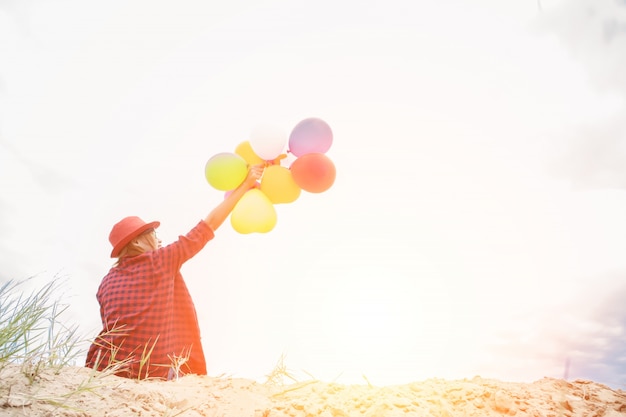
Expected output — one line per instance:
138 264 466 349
205 163 265 231
244 164 265 188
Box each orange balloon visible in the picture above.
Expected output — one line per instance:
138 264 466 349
290 153 336 193
261 165 301 204
235 141 265 166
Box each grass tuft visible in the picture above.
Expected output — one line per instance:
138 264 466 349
264 352 299 386
0 276 81 380
264 352 317 388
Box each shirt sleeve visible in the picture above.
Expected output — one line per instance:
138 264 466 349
158 220 215 270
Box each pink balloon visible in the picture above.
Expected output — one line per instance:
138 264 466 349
288 118 333 157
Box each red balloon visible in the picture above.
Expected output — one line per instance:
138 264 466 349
290 153 336 193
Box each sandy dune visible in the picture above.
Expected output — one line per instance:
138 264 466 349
1 365 625 416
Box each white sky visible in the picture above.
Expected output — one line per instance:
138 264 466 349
1 0 626 388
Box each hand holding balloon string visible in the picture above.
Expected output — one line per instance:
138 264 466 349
244 164 265 188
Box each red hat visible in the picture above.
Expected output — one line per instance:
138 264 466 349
109 216 160 258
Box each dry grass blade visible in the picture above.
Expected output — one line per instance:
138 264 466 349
166 346 191 381
271 380 318 397
264 352 299 386
137 335 160 380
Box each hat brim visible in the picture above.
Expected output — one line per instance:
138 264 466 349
110 221 160 258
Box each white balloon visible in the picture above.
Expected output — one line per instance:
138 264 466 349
249 124 287 161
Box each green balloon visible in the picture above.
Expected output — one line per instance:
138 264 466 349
205 152 247 191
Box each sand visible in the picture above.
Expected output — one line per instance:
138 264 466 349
1 364 625 417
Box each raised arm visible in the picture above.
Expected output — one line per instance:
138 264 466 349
203 164 265 232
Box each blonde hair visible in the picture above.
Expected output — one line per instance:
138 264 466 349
113 236 147 265
117 242 142 258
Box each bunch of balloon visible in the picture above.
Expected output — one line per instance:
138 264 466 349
204 117 336 234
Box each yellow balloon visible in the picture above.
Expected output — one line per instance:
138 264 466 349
260 165 301 204
235 141 265 166
231 189 277 234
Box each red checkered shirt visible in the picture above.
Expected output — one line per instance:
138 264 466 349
85 220 214 379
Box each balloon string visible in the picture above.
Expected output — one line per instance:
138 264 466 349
265 153 287 167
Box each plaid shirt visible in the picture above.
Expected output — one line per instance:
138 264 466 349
85 221 214 379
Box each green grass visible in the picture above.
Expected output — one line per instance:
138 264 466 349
0 276 81 379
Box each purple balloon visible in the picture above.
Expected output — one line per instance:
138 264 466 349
288 118 333 157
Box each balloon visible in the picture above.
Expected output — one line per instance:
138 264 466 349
249 124 287 160
260 165 301 204
231 189 277 234
205 153 248 191
290 153 336 193
235 141 265 166
288 118 333 157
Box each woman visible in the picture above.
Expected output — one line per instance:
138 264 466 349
85 164 264 380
